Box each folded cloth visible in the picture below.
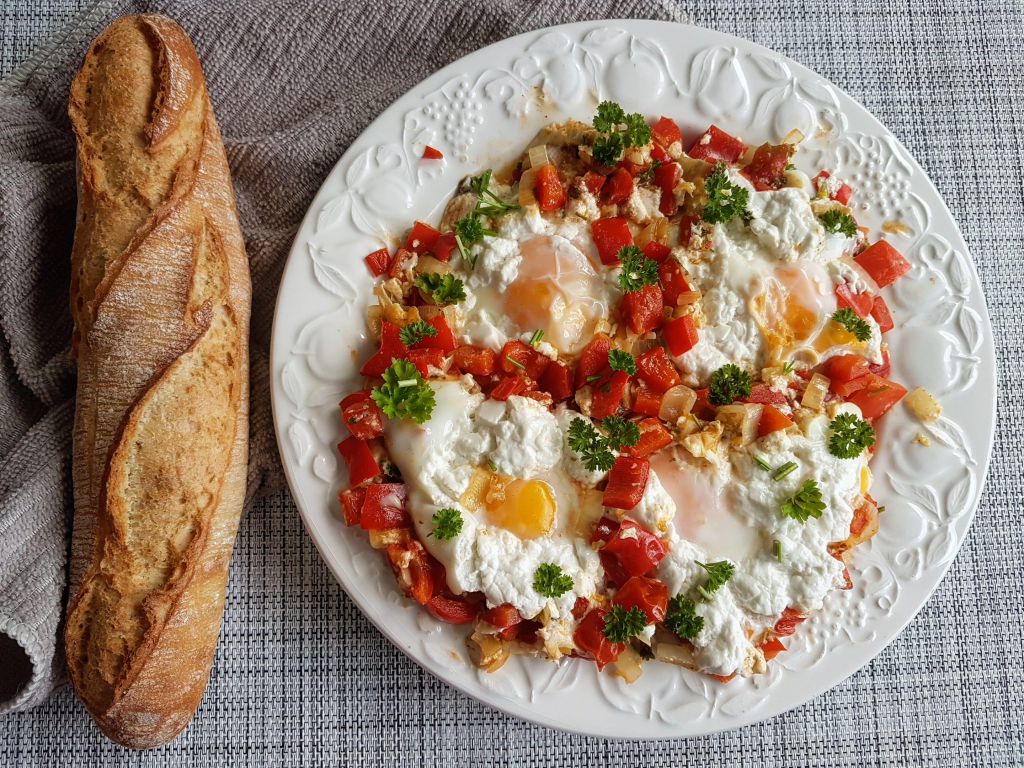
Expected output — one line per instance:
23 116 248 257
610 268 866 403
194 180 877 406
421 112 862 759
0 0 684 715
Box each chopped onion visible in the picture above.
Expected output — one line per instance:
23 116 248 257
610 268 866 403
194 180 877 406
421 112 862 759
782 128 805 145
416 254 450 276
518 168 538 206
654 642 696 669
527 144 550 169
802 372 831 410
659 385 697 423
671 290 702 309
467 632 510 673
717 403 760 445
368 528 405 550
366 305 383 341
611 645 644 684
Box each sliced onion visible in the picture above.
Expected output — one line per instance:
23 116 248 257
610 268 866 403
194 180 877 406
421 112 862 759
717 403 760 445
802 372 831 410
518 168 538 206
527 144 550 170
659 385 697 423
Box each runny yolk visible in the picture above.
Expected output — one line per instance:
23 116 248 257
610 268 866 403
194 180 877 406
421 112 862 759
485 477 556 539
753 267 821 354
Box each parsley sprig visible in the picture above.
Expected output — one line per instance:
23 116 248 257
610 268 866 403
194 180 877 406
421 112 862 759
370 358 436 424
780 479 826 523
453 169 520 266
818 209 858 238
430 508 463 540
664 595 704 639
617 246 660 293
591 101 651 166
399 321 438 347
828 413 876 459
608 349 637 376
696 560 735 602
567 418 615 472
415 273 466 305
533 563 574 598
601 416 640 451
832 308 872 342
602 605 648 643
708 364 752 406
702 162 750 224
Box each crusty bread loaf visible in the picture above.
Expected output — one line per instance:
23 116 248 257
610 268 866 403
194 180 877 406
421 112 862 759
64 14 250 749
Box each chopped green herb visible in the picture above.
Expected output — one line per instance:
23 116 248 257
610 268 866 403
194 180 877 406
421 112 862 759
567 418 615 472
781 360 796 375
505 355 526 371
773 539 783 562
602 604 648 643
696 560 735 602
818 209 858 238
586 374 602 384
664 595 704 639
468 169 520 217
877 505 886 514
772 461 799 481
780 479 826 523
591 100 651 165
832 307 872 342
399 320 438 347
415 273 466 305
754 455 773 472
529 329 545 347
533 563 574 598
608 349 638 376
702 162 750 224
617 246 660 293
487 459 498 472
370 359 436 423
828 412 876 459
601 416 640 450
430 508 463 540
708 363 752 406
454 213 495 246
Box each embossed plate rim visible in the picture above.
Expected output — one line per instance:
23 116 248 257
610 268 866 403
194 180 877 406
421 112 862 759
269 19 996 738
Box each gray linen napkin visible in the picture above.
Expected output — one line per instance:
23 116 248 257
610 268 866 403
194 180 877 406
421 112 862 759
0 0 684 715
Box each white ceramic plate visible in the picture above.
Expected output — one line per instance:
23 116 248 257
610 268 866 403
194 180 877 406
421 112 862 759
269 20 996 738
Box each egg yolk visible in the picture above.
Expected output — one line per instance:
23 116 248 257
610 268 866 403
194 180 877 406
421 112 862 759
485 476 556 539
503 235 607 355
753 266 823 356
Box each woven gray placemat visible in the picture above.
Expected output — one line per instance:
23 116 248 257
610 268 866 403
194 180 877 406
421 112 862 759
0 0 1021 765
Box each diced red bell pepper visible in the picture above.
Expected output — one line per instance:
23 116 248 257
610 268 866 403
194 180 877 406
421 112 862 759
338 436 380 488
692 387 716 420
453 344 497 377
870 295 895 333
490 375 530 401
387 538 440 605
650 145 669 163
431 232 458 262
651 116 683 149
360 483 408 530
576 335 612 387
426 592 480 624
405 220 441 253
688 125 747 164
835 284 874 319
619 156 649 177
360 321 409 377
624 417 673 458
813 170 853 205
590 370 629 420
599 519 665 583
387 247 414 278
591 515 619 545
868 348 891 379
663 315 699 356
643 240 671 263
773 607 806 637
621 284 664 334
340 390 385 439
636 347 681 393
338 487 366 527
573 609 624 670
591 217 634 266
845 374 908 421
659 258 691 307
583 171 606 196
571 596 590 620
743 382 788 405
407 347 444 377
422 145 444 160
759 636 787 662
500 339 550 380
602 167 634 205
364 248 391 277
602 456 651 511
677 214 699 247
520 390 553 407
742 143 794 191
612 575 668 623
653 161 682 216
631 380 663 417
535 163 567 212
481 603 522 629
855 240 912 287
757 404 793 437
538 360 573 402
822 354 872 386
413 315 457 354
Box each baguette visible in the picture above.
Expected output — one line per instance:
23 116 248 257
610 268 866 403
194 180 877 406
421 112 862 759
63 14 250 749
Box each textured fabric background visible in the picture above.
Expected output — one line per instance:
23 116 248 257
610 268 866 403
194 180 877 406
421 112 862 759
0 0 1021 765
